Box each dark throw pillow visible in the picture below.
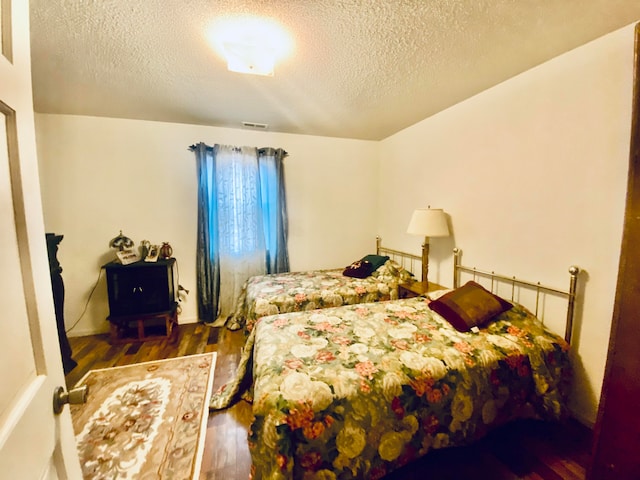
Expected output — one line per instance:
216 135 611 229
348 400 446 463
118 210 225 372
428 281 513 332
360 254 390 271
343 260 375 278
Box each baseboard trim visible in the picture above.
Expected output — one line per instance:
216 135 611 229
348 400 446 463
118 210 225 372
570 409 596 429
178 315 198 325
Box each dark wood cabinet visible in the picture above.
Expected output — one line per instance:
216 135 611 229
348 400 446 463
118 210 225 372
104 258 177 316
103 259 179 343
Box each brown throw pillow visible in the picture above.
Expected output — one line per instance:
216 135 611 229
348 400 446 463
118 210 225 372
428 281 512 332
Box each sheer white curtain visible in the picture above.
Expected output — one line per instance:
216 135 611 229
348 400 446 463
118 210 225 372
214 145 267 325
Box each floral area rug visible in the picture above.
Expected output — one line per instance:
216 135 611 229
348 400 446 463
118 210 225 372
70 353 216 479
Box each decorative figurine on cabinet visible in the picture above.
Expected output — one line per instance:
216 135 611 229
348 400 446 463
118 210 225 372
160 242 173 259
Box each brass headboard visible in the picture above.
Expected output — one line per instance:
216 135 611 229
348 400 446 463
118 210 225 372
376 236 425 281
453 248 580 343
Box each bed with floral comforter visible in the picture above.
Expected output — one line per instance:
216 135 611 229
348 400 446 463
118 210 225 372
227 260 414 333
210 296 572 480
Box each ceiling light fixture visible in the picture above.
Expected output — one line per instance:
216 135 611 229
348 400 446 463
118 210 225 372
208 15 293 77
223 42 276 76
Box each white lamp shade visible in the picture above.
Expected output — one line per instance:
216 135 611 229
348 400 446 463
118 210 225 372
407 208 449 237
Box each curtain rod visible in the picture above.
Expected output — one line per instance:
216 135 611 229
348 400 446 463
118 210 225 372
188 143 212 152
188 143 287 156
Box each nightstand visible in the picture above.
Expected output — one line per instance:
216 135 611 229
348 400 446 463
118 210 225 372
398 281 446 299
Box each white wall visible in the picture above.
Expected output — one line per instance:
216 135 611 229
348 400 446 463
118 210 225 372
377 23 636 425
35 116 379 336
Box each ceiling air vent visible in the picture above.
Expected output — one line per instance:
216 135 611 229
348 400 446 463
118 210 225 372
242 121 268 129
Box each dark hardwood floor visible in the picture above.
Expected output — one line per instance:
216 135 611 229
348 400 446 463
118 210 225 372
66 323 592 480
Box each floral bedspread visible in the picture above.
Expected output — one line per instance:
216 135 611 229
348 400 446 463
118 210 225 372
227 260 414 333
210 297 572 480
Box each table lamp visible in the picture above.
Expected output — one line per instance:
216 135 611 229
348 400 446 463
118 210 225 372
407 207 450 286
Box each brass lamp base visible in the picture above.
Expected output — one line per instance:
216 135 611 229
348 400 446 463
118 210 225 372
422 237 430 285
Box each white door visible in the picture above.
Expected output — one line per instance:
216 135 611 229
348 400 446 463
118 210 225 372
0 1 82 479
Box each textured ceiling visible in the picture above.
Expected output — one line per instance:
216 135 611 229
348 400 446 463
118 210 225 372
29 0 640 140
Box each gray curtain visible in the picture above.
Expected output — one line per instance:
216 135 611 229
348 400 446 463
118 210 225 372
192 143 220 323
258 147 290 274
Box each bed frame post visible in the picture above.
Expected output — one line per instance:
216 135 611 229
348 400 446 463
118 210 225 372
565 266 580 344
376 236 381 255
453 248 461 289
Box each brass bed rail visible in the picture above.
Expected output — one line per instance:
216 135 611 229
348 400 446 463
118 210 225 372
453 248 580 344
376 236 424 281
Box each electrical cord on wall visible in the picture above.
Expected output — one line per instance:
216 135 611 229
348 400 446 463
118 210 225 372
65 268 103 334
174 259 189 314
